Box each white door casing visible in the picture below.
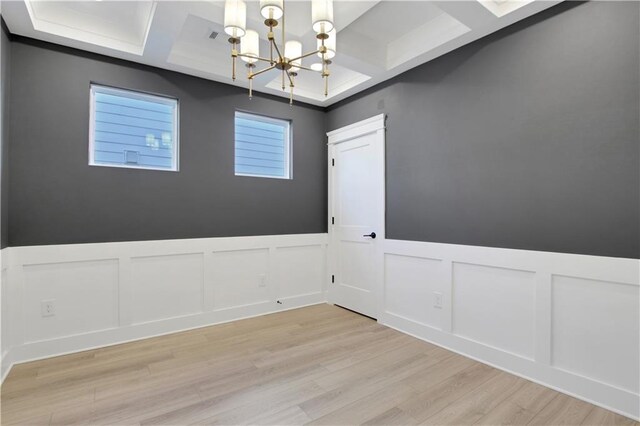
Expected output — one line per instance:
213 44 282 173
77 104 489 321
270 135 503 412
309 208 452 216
327 114 385 319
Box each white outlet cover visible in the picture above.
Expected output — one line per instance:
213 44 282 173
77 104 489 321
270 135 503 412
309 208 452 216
259 274 267 287
433 292 443 309
41 299 56 317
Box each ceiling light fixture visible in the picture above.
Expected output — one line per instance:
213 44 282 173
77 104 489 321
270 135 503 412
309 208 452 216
225 0 336 104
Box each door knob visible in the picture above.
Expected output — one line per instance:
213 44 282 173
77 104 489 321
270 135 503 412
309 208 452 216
363 232 377 239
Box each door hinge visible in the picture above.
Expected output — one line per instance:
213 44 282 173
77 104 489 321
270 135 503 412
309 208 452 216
331 216 335 225
332 158 335 166
331 275 335 283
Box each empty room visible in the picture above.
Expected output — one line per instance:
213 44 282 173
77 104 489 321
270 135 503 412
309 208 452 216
0 0 638 424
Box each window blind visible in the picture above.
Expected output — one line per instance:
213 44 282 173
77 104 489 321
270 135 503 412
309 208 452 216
90 85 178 171
235 112 291 179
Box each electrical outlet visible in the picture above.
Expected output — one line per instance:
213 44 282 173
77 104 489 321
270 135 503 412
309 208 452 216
259 274 267 287
41 300 56 317
433 292 443 309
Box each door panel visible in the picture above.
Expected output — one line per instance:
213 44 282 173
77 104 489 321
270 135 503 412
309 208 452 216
338 240 372 292
329 115 385 319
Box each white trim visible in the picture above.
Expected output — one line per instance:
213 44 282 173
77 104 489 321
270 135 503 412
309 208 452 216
7 295 325 370
327 113 385 144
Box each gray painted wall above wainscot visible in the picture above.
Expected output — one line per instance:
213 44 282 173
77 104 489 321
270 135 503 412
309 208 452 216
7 38 327 246
1 19 10 249
3 1 639 259
327 1 640 259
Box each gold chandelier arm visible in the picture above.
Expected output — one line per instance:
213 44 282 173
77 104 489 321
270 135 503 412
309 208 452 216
271 39 284 61
237 53 273 64
288 49 322 63
249 63 277 78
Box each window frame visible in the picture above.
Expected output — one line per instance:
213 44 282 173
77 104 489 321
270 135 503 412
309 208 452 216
234 110 292 180
89 84 180 172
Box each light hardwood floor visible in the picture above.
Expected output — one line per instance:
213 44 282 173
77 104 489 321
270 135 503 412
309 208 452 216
1 304 637 426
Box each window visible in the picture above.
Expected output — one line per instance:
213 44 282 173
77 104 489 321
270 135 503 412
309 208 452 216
89 84 179 171
235 111 291 179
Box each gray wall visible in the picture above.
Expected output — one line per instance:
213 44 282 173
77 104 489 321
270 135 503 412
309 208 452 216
327 1 640 259
1 20 10 249
5 1 639 258
8 37 327 246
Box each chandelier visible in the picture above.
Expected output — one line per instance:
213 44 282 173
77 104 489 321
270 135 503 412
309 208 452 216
224 0 336 104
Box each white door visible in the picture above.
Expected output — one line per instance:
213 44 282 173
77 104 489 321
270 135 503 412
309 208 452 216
327 114 385 319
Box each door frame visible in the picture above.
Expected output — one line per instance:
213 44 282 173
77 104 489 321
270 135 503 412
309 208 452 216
326 113 386 319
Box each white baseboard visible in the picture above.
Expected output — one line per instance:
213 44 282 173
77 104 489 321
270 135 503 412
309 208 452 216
4 294 325 378
1 348 14 383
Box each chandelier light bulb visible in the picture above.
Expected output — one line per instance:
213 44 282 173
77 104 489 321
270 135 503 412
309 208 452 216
241 30 260 63
224 0 247 38
260 0 284 20
311 0 334 34
285 40 302 72
317 28 336 59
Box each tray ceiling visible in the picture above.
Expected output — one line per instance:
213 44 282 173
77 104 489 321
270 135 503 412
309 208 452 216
2 0 561 106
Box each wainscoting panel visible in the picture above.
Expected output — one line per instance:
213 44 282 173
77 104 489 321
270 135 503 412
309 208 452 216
211 248 270 310
381 239 640 420
0 234 328 382
452 262 536 359
23 259 119 343
551 275 640 394
275 245 326 300
384 254 443 329
131 253 204 324
1 262 8 363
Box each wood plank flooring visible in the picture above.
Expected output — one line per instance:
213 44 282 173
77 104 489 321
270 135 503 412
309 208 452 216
1 304 637 425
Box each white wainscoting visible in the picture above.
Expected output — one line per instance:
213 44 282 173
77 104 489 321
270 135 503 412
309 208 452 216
0 233 328 382
380 239 640 420
1 235 638 420
1 251 7 378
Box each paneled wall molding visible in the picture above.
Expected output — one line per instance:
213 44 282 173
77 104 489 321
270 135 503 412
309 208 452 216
1 236 638 421
0 234 329 382
380 239 640 420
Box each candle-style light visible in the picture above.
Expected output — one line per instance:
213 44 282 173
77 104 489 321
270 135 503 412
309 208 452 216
311 0 334 34
260 0 284 20
241 30 260 64
224 0 246 38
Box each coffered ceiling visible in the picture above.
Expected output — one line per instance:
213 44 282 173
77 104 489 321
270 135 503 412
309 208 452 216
1 0 561 106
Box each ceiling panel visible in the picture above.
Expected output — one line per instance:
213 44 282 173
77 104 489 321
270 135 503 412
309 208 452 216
25 0 156 54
